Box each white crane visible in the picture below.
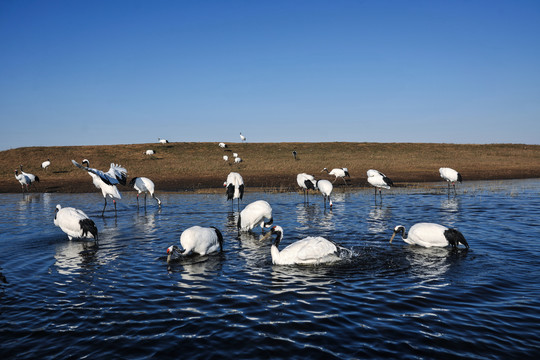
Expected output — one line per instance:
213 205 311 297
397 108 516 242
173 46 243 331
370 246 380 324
439 167 462 194
54 204 98 241
234 157 242 164
233 152 239 158
224 172 244 210
240 132 246 143
367 169 393 201
316 179 333 208
158 138 169 144
219 142 227 149
297 173 316 201
322 167 350 185
144 150 155 156
129 177 161 208
237 200 273 232
167 226 224 262
390 223 469 249
262 226 347 265
41 158 51 171
14 169 39 193
223 155 229 162
72 159 127 215
19 165 39 184
292 150 297 160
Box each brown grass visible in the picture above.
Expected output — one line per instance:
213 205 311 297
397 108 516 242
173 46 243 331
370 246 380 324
2 142 540 193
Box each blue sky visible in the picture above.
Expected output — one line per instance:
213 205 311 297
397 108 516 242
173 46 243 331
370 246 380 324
1 0 539 150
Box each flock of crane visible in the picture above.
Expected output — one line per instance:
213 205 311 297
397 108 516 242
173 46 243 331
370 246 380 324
15 135 469 266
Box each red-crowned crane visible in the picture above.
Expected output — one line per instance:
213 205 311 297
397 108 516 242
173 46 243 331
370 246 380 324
297 173 316 202
367 169 393 201
316 179 333 208
390 223 469 249
167 226 224 263
129 177 161 208
439 167 462 194
72 159 127 215
261 225 348 265
237 200 273 232
14 169 39 193
322 167 350 185
54 204 98 241
224 172 244 211
41 159 51 171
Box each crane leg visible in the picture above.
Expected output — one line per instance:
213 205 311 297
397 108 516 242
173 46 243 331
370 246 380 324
144 193 147 208
102 198 107 216
136 194 139 208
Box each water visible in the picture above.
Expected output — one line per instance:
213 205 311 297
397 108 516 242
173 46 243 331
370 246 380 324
1 180 539 359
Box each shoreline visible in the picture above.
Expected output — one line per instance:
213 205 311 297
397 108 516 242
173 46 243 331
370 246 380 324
3 142 540 193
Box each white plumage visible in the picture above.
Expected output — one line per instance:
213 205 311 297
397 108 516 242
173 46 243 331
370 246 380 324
14 168 39 192
237 200 273 232
367 169 393 199
240 132 246 142
158 138 169 144
223 155 229 162
72 159 127 215
19 165 39 184
54 204 98 241
297 173 316 200
322 167 350 184
390 223 469 249
41 158 51 170
263 226 343 265
316 179 333 208
234 157 242 163
439 167 462 194
129 177 161 207
225 172 244 210
233 153 238 158
145 150 155 155
167 226 223 262
219 142 227 148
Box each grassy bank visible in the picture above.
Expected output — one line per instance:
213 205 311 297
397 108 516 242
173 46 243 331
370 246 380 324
2 142 540 193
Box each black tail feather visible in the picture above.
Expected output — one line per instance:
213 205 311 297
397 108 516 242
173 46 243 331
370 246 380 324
80 219 98 240
211 226 224 252
445 228 469 249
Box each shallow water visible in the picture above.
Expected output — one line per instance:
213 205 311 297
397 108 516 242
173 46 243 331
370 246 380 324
1 180 539 359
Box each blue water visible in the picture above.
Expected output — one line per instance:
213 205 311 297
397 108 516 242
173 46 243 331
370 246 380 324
1 180 539 359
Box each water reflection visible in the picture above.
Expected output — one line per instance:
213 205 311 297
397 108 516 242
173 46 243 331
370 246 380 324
54 240 99 276
169 254 225 283
440 196 460 226
295 203 317 231
367 204 392 234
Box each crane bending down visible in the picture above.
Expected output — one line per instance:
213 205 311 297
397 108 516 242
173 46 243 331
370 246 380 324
129 177 161 208
316 179 333 208
322 167 350 185
224 172 244 211
439 167 462 194
390 223 469 249
72 159 127 215
261 225 350 265
54 204 98 241
237 200 273 232
167 226 224 262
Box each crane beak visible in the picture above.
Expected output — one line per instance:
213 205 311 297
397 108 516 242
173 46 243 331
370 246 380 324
389 232 397 243
260 231 273 242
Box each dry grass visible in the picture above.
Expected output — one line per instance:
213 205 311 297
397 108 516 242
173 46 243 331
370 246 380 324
2 142 540 193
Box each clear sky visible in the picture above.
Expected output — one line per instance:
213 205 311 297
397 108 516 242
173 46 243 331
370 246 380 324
1 0 539 150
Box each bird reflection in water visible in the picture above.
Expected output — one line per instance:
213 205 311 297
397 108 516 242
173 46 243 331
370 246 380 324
367 204 392 234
